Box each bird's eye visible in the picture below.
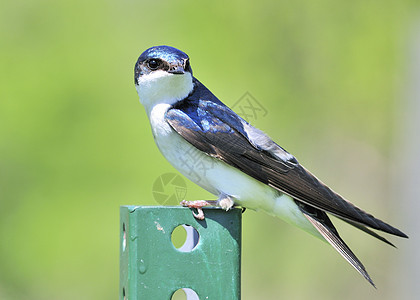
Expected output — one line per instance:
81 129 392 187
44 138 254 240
147 59 160 70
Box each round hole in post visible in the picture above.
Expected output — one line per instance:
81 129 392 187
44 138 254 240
171 289 186 300
171 225 186 249
171 225 199 252
122 222 126 252
171 288 199 300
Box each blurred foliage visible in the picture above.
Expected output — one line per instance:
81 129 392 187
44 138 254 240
0 0 417 299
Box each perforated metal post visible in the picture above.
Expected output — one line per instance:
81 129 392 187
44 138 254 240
120 206 242 300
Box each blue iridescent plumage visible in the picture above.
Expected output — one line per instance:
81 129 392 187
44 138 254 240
138 46 189 65
169 80 234 134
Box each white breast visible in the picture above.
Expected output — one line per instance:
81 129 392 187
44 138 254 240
148 103 221 195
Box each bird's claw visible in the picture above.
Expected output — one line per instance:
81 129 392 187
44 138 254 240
192 208 205 220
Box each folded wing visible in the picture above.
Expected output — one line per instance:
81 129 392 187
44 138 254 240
166 95 407 239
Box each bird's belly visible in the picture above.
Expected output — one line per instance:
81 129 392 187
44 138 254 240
157 130 275 209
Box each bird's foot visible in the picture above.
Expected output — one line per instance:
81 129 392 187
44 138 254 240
180 195 235 220
180 200 218 220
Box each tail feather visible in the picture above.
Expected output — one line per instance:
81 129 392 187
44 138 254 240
296 201 376 288
336 216 396 248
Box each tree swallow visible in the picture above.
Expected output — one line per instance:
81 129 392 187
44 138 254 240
134 45 408 287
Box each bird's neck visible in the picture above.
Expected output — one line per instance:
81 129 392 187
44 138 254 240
136 71 194 116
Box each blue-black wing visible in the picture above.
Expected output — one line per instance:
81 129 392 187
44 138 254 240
165 80 407 239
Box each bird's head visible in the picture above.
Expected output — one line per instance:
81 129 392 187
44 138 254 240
134 46 194 110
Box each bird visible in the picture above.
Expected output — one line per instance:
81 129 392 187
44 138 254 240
134 45 408 287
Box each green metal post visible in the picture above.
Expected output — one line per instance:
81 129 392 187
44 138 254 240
120 206 242 300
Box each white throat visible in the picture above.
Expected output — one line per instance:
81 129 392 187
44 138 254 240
135 70 194 116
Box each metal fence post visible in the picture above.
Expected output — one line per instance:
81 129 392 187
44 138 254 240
120 206 242 300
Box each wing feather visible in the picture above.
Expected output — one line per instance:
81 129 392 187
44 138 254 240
166 96 407 238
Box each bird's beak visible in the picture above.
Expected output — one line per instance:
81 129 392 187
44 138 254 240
168 63 185 74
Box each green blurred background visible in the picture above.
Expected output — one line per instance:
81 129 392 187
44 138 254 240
1 0 418 299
